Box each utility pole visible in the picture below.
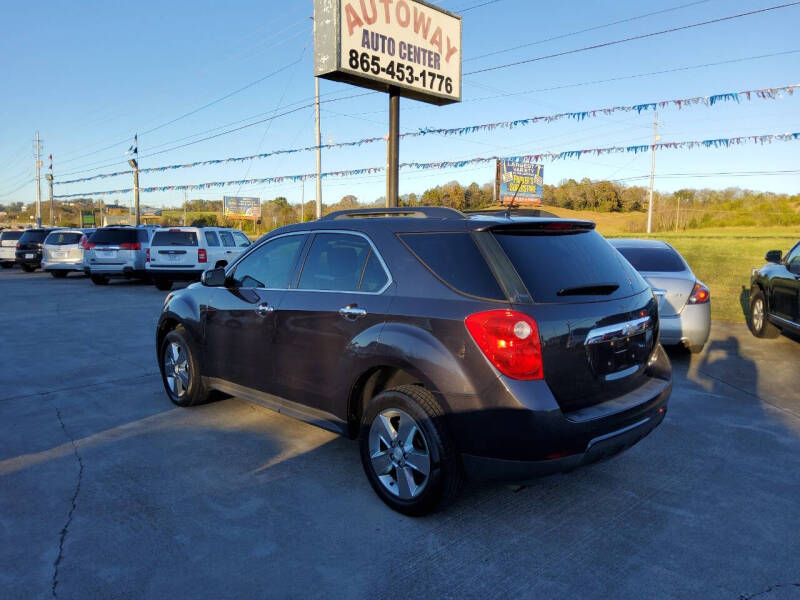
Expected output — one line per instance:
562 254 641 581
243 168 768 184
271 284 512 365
34 132 43 227
127 134 140 226
183 190 188 226
646 113 659 234
300 180 305 223
675 196 680 232
45 174 54 226
314 77 322 219
386 90 399 208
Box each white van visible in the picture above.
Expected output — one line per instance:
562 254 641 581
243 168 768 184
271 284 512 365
146 226 251 290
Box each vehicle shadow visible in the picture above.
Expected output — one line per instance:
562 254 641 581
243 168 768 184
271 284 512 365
739 285 751 326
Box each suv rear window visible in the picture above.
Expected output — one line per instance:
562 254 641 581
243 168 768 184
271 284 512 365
19 230 50 243
613 246 685 272
151 231 199 247
45 232 83 245
494 230 645 302
89 229 138 244
0 231 23 241
400 232 505 300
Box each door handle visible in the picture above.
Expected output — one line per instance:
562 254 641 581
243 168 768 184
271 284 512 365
255 303 274 316
339 305 367 319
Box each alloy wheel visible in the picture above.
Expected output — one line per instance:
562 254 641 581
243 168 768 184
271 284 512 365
752 298 764 332
163 341 190 398
368 408 431 500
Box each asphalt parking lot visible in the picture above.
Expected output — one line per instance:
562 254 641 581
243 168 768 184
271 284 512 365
1 268 799 599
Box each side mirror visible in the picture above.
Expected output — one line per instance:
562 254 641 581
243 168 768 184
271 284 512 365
201 267 226 287
765 250 782 263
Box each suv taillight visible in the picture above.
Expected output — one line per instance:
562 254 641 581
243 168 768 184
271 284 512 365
198 248 207 263
16 242 20 249
146 248 150 263
465 310 543 380
85 242 95 250
688 282 710 304
119 242 141 250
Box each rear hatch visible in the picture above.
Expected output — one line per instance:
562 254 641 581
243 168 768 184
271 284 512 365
17 230 50 257
87 229 141 264
612 245 693 317
149 229 200 269
44 231 85 262
0 231 23 259
490 224 660 413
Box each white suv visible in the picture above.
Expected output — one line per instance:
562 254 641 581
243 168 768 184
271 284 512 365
147 226 251 290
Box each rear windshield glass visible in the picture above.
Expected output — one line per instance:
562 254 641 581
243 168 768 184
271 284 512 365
494 230 645 302
89 229 139 244
45 232 83 245
400 232 505 300
19 230 50 243
0 231 23 241
613 246 685 272
151 231 199 247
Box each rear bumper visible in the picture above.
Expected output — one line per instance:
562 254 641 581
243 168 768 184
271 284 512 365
145 267 206 281
15 253 42 266
84 264 145 278
659 303 711 348
452 344 672 482
42 259 84 271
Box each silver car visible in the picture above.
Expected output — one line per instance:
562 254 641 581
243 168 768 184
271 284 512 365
0 229 24 268
611 239 710 353
84 226 158 285
41 229 94 278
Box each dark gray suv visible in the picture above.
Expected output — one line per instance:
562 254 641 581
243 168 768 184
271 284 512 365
156 207 671 515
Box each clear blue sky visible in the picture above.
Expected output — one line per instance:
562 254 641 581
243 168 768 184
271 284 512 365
1 0 798 208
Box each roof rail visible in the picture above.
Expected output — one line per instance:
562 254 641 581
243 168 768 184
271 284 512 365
323 206 465 220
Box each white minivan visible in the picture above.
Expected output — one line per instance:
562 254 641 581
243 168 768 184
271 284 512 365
146 226 251 290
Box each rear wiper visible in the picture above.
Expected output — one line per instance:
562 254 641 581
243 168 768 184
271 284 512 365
557 283 619 296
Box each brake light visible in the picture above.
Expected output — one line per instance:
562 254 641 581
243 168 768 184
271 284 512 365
16 242 20 249
198 248 207 263
688 282 710 304
146 248 150 263
85 242 96 250
119 242 141 250
465 310 543 380
79 235 88 249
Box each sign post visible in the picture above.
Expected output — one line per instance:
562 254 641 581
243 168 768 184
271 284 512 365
314 0 462 207
496 160 544 206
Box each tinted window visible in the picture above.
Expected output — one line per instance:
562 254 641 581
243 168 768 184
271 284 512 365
298 233 372 292
45 232 82 245
0 231 23 241
614 246 686 272
495 230 645 302
89 229 138 244
360 251 389 292
19 230 50 243
219 231 235 248
400 232 504 300
233 231 251 247
232 234 305 289
151 231 199 247
137 229 150 243
205 231 220 247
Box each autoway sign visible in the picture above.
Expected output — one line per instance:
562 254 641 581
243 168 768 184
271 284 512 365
315 0 462 105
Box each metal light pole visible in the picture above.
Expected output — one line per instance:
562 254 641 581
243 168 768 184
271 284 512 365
315 77 322 219
34 131 43 227
646 112 659 234
128 158 140 226
386 90 399 208
45 173 54 225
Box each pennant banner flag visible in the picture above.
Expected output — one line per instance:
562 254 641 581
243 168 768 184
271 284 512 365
55 83 799 186
53 131 800 199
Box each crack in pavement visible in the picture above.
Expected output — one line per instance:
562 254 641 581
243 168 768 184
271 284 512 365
0 372 159 404
52 408 84 598
739 583 800 599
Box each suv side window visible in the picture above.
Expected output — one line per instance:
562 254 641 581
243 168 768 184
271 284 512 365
298 233 373 292
205 231 220 247
219 231 235 248
138 229 150 243
233 231 251 247
785 243 800 267
360 250 389 292
231 234 306 289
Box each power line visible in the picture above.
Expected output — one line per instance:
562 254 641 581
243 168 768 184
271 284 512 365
465 1 800 75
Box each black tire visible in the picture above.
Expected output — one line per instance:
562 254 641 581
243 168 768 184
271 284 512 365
154 278 173 291
0 262 12 269
359 385 462 516
50 270 68 279
750 290 780 338
160 327 209 407
21 264 35 272
91 274 109 286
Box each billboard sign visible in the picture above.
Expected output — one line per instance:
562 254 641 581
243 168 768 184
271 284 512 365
498 161 544 206
314 0 462 105
223 196 261 220
80 211 96 227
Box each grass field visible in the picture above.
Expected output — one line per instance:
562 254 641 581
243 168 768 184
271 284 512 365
542 206 799 323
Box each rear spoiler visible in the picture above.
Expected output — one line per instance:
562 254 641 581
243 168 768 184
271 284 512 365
477 219 596 233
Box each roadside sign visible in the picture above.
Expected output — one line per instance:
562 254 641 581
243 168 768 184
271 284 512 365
314 0 462 106
497 161 544 206
81 211 96 227
223 196 261 220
